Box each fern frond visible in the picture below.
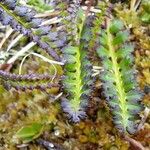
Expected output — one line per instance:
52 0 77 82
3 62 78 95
2 81 59 91
56 0 80 45
61 7 93 122
97 19 144 134
62 45 93 122
0 0 65 92
0 70 59 91
0 0 64 61
0 70 55 81
87 1 109 62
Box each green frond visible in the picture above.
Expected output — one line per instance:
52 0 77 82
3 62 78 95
97 18 143 134
61 8 93 122
62 44 93 122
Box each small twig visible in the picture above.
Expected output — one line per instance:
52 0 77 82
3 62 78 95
36 138 64 150
130 0 141 11
35 10 60 18
92 66 104 76
134 0 142 11
93 66 103 69
40 17 62 26
56 25 65 31
124 135 145 150
92 71 100 77
82 6 101 13
0 27 13 49
7 34 23 51
54 92 63 101
17 144 29 148
138 107 150 131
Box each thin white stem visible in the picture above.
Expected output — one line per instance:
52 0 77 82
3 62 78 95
54 92 63 101
81 6 101 13
93 66 103 69
40 17 62 26
92 72 100 77
35 10 60 18
130 0 136 10
134 0 142 11
18 53 31 75
7 42 36 64
29 52 64 66
0 25 6 29
130 0 141 11
19 52 59 83
7 34 24 51
0 27 13 49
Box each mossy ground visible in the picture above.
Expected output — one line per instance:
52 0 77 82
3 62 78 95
0 0 149 149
